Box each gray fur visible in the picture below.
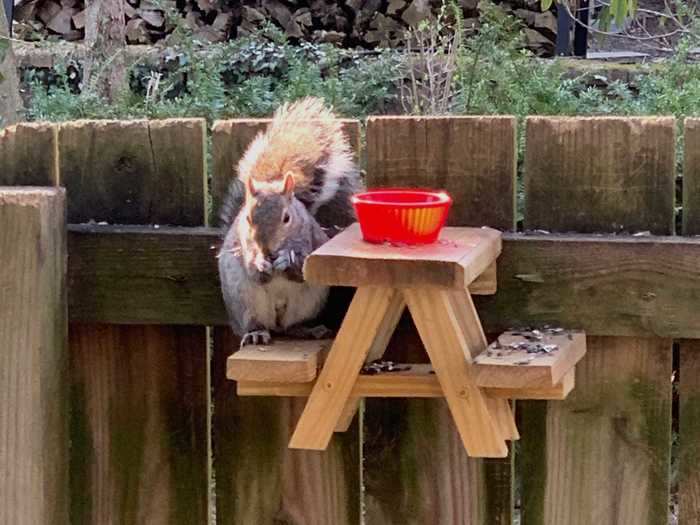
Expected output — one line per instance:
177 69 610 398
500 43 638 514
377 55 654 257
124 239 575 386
218 200 330 341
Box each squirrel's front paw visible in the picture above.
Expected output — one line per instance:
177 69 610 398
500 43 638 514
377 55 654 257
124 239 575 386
256 258 272 274
240 330 272 348
248 258 273 283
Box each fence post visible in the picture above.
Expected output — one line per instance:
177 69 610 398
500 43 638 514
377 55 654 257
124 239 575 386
0 187 69 525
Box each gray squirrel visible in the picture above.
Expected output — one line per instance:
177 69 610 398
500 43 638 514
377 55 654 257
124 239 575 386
218 97 362 346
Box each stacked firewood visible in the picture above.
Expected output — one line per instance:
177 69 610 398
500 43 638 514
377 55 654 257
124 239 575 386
11 0 558 55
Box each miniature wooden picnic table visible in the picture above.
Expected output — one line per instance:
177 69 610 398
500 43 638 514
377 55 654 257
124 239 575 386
228 223 586 458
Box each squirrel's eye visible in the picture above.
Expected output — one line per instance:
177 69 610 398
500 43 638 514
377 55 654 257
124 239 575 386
246 214 252 225
283 212 291 224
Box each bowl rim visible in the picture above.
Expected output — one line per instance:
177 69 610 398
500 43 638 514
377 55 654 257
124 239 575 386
351 188 452 208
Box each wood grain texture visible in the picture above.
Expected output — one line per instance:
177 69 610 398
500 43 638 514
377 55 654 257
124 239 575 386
366 116 517 229
0 188 69 525
679 340 700 525
680 126 700 523
61 119 210 525
227 339 331 383
237 365 574 400
304 223 502 289
524 117 676 235
473 331 586 389
69 324 208 525
0 123 58 185
211 117 362 523
210 118 361 225
683 118 700 235
364 398 485 523
364 115 519 524
520 337 671 525
66 227 700 338
449 291 518 442
404 288 508 458
521 116 674 525
212 329 361 525
58 119 206 226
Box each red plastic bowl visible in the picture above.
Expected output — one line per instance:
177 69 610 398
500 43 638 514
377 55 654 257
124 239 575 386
351 189 452 244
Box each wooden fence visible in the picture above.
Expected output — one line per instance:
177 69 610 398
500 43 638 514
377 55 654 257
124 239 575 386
1 115 699 525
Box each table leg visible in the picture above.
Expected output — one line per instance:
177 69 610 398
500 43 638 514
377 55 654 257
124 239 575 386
335 398 361 432
448 291 519 441
289 286 405 450
404 288 508 458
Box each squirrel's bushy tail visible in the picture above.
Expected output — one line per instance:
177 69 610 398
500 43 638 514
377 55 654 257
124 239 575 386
219 177 245 232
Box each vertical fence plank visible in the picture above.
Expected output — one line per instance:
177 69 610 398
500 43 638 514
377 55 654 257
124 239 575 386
679 117 700 524
59 119 209 525
364 115 517 525
679 341 700 525
0 123 58 185
0 188 69 525
211 118 362 524
521 116 674 525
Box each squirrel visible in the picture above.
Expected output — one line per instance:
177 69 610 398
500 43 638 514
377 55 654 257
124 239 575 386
218 97 362 347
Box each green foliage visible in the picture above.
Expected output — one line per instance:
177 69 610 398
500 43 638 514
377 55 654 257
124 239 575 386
26 21 400 122
22 0 700 126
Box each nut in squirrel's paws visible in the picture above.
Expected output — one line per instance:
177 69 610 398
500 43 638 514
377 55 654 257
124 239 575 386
272 250 294 272
240 330 272 348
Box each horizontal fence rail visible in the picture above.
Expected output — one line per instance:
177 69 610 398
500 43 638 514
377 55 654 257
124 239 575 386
67 225 700 338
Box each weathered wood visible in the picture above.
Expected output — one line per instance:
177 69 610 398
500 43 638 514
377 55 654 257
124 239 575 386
69 324 208 524
0 123 58 186
0 188 68 525
680 125 700 524
212 329 361 524
366 116 517 230
237 365 575 400
61 119 209 525
473 331 586 389
363 397 485 524
524 116 676 235
66 227 700 338
210 118 361 225
67 225 225 324
58 119 206 226
211 118 362 524
289 287 405 450
520 337 671 524
521 115 673 525
365 114 517 525
679 340 700 525
683 118 700 236
305 223 502 290
227 339 331 383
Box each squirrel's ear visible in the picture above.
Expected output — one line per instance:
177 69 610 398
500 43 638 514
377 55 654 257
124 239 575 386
246 177 258 198
283 171 295 196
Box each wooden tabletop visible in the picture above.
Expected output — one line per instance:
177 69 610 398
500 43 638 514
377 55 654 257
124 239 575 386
303 223 502 289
